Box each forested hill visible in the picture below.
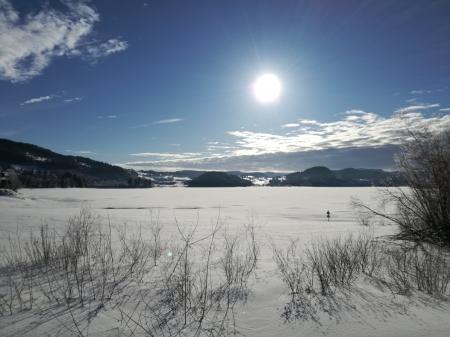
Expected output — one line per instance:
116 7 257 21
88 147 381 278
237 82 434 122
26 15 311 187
0 138 146 187
270 166 402 187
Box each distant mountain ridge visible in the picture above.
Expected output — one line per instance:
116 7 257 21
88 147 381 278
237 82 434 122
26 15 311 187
1 138 401 188
141 167 401 187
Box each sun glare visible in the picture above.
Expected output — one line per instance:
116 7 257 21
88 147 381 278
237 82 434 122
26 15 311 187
253 74 281 103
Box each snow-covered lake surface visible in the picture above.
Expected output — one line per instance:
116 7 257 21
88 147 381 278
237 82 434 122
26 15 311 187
1 187 449 336
0 187 378 240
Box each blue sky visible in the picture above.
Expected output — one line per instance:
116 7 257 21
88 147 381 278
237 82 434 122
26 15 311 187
1 0 450 172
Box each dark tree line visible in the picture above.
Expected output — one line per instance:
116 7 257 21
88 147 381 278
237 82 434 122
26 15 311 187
11 170 152 189
127 177 153 188
18 170 89 188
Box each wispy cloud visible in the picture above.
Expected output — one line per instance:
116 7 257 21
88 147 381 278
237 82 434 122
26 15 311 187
345 110 366 114
86 39 128 59
64 97 82 103
411 90 431 94
299 119 319 125
396 103 440 112
153 118 183 124
129 152 202 160
97 116 116 119
129 118 183 128
66 150 96 155
21 95 54 105
282 123 300 128
0 0 127 83
0 130 20 137
439 108 450 111
120 112 450 172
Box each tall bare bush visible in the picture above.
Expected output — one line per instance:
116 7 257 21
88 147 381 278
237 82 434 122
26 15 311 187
352 112 450 247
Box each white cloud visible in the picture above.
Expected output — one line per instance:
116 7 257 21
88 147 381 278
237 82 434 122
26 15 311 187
21 95 52 105
64 97 82 103
86 39 128 59
411 90 431 94
153 118 183 124
97 115 116 119
66 150 96 155
345 110 366 114
439 108 450 111
119 112 450 172
282 123 300 128
129 152 202 160
0 0 127 83
128 118 183 128
299 119 319 124
396 103 440 112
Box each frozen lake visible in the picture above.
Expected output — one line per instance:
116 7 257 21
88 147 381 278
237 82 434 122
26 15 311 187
0 187 382 242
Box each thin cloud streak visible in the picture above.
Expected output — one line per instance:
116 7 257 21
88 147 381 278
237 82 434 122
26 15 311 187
153 118 183 124
21 96 53 105
64 97 82 103
396 104 440 112
66 150 96 155
128 118 183 128
411 90 431 94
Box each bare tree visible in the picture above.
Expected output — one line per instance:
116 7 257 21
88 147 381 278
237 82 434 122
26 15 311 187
5 169 21 191
351 112 450 247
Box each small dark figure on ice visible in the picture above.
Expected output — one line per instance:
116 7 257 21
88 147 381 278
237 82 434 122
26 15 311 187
326 211 330 222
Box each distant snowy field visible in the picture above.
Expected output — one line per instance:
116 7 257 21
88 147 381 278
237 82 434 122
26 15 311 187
1 187 449 336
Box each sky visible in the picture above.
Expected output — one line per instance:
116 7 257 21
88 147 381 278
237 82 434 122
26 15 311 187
1 0 450 173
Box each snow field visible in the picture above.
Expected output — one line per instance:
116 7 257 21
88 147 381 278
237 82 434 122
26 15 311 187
0 187 449 336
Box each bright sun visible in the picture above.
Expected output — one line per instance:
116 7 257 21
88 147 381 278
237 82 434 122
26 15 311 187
253 74 281 103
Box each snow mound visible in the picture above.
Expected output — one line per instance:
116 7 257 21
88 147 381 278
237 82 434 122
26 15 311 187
0 189 25 199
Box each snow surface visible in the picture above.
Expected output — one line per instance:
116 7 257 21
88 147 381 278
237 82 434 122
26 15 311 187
0 187 449 336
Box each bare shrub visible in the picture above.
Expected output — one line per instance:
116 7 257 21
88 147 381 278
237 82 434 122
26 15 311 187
412 246 450 294
219 225 259 301
384 246 413 295
0 205 160 323
384 244 450 295
117 213 261 337
354 209 374 227
351 112 450 248
306 235 361 292
272 230 386 298
354 230 386 277
148 210 166 266
271 239 311 298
